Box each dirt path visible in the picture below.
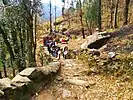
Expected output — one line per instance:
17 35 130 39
34 59 90 100
34 31 133 100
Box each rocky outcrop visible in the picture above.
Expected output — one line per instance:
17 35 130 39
81 32 110 49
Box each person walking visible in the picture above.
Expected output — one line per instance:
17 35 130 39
57 47 61 60
63 46 68 59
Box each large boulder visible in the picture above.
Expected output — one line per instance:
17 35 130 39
0 78 12 90
11 75 31 87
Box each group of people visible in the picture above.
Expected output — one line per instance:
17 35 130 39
43 36 69 60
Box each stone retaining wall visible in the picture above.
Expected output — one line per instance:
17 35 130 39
0 61 61 100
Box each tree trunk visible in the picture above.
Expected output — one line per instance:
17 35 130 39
114 0 119 28
0 26 16 77
11 59 15 77
50 0 52 34
0 26 15 61
110 0 114 28
11 31 22 72
68 10 71 28
19 28 26 71
110 10 114 28
55 0 57 30
0 72 2 78
62 0 65 18
1 52 7 77
98 0 102 31
28 20 34 67
85 17 92 35
23 0 35 67
123 0 130 25
3 64 7 77
79 0 85 39
34 13 37 66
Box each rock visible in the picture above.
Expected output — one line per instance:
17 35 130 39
65 79 96 87
11 75 31 87
36 93 56 100
62 89 71 98
19 68 36 79
56 75 63 81
108 52 116 58
11 83 26 87
49 62 60 73
131 51 133 55
65 64 73 67
81 41 88 49
99 44 107 51
0 90 4 96
49 62 60 67
36 66 51 75
11 75 31 83
89 49 100 56
61 28 67 32
0 78 12 90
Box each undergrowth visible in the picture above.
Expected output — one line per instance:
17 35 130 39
78 51 133 82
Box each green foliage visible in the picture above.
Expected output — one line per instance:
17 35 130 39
83 0 99 27
39 46 52 66
0 58 3 71
76 1 80 10
106 29 115 32
71 35 77 40
0 0 42 70
2 0 10 5
69 0 75 13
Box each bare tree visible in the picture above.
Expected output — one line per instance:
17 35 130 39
123 0 131 25
79 0 85 39
110 0 115 28
50 0 52 34
98 0 102 31
55 0 56 30
114 0 119 28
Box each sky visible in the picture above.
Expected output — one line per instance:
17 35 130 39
41 0 63 7
41 0 73 8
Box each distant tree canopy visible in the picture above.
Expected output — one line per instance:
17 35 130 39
83 0 99 27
